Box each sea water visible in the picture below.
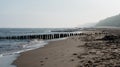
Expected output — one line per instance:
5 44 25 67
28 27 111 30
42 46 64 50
0 28 68 67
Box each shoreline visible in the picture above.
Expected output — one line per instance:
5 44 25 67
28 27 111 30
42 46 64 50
13 36 85 67
11 38 68 67
0 39 49 67
13 29 120 67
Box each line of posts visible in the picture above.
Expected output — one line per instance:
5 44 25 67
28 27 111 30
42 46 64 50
0 33 82 40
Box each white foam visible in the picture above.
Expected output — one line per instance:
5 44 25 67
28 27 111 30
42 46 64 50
25 39 47 49
0 40 48 67
46 37 68 42
0 54 3 57
0 38 67 67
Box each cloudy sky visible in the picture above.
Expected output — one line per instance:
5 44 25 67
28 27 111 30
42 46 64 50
0 0 120 28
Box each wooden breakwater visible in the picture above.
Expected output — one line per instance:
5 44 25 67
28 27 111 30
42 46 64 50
0 32 82 40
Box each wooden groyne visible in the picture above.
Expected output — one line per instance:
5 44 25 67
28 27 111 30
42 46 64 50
0 32 82 40
0 31 108 40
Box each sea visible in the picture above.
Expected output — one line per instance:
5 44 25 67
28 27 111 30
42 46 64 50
0 28 69 67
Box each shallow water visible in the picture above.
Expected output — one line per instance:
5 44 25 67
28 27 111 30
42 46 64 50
0 39 48 67
0 28 75 67
0 28 53 67
0 54 18 67
0 38 67 67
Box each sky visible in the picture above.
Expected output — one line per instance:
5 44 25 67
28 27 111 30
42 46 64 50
0 0 120 28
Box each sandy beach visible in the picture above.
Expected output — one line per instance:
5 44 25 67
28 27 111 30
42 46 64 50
13 29 120 67
13 36 85 67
